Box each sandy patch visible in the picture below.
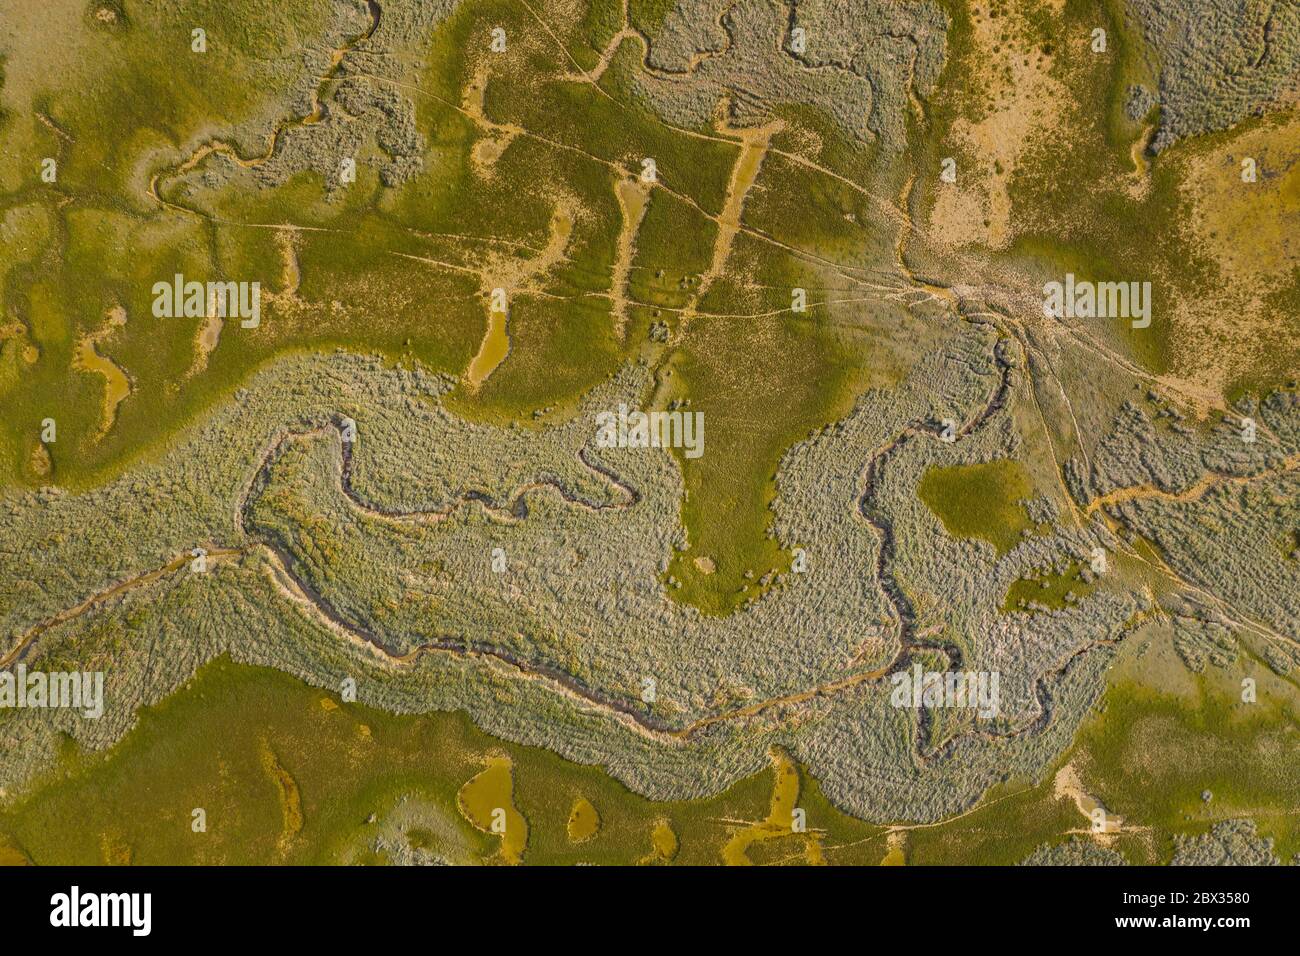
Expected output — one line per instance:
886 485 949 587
463 204 575 389
28 442 51 479
1054 762 1125 844
465 67 523 177
72 305 131 440
611 177 651 335
928 1 1071 250
1158 110 1300 395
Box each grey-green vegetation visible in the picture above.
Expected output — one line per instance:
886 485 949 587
0 0 1297 864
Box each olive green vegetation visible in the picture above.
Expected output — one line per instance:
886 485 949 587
572 0 625 73
740 149 885 263
627 0 680 41
0 657 892 865
0 655 1052 865
1031 2 1292 393
627 190 717 312
1 0 903 620
661 226 882 614
1003 562 1097 613
1 0 466 486
1074 671 1300 863
8 644 1287 865
1092 0 1159 148
917 459 1035 554
908 644 1300 865
0 0 644 486
1223 138 1300 403
0 0 347 478
903 778 1082 866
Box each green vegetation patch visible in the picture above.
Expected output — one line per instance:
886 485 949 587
918 459 1035 554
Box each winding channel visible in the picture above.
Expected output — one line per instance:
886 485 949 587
13 3 1117 755
147 0 383 214
4 336 1114 764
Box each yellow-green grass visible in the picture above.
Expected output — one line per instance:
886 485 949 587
918 459 1035 554
0 657 889 865
1003 562 1098 613
1074 672 1300 862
